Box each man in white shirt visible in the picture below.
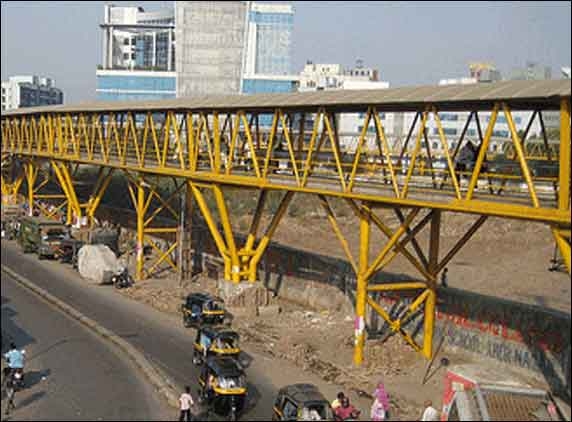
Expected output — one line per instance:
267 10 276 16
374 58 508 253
179 386 195 422
421 400 440 421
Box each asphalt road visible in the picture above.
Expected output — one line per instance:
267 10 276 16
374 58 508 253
1 271 171 421
1 241 284 421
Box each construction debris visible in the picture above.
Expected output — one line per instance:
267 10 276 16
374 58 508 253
77 244 121 284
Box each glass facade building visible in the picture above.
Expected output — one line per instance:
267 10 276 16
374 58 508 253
96 71 176 101
249 8 293 75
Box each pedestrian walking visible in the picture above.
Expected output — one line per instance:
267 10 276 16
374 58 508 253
420 400 440 421
370 381 390 421
3 373 17 416
179 385 194 422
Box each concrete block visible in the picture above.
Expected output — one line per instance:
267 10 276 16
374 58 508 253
256 304 282 317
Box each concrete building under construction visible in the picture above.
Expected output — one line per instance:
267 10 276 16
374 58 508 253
175 1 295 97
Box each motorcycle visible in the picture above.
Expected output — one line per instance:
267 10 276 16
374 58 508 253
111 267 133 289
10 368 24 390
2 349 26 391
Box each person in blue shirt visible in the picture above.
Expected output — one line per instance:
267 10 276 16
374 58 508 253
4 342 24 374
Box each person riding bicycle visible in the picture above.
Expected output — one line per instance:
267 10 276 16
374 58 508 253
3 342 24 378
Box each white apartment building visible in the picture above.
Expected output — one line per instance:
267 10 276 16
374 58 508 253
297 62 390 149
2 75 63 112
297 62 558 155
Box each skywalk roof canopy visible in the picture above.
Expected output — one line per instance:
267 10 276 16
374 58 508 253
2 79 570 117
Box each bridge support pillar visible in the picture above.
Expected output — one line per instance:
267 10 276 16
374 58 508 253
322 198 488 365
1 155 24 205
190 183 293 284
554 98 571 274
23 161 39 216
51 161 82 225
127 174 184 281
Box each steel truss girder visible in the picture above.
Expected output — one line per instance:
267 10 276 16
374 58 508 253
1 101 569 227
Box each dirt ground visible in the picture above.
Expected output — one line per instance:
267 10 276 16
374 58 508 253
263 207 572 313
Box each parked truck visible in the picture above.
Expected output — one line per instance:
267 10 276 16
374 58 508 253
17 216 68 259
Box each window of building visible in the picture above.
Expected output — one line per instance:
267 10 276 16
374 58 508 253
439 113 459 121
124 38 130 46
123 53 129 60
357 125 376 134
492 130 509 138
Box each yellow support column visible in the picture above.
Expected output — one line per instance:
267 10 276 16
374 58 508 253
86 169 114 226
136 181 145 281
51 162 82 225
558 98 570 212
423 210 441 359
24 162 38 216
354 202 370 366
190 183 231 279
555 98 571 274
1 173 23 204
213 185 240 283
249 191 294 281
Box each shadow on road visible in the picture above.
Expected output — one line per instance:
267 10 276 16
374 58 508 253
13 391 46 412
21 369 51 391
1 295 36 353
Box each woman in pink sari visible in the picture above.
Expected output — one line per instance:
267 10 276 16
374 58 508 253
370 382 390 421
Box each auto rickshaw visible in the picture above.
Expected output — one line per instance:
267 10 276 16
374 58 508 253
181 293 225 327
193 326 240 365
272 384 335 421
198 356 247 421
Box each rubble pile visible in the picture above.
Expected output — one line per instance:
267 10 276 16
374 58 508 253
77 244 121 284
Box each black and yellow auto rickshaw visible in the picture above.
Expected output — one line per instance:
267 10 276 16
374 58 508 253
181 293 226 327
272 384 335 421
193 326 240 365
198 356 247 421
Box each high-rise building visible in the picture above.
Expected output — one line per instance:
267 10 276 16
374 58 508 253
244 2 293 76
98 2 296 102
175 1 248 97
296 61 390 148
96 5 176 102
176 1 296 98
2 76 63 112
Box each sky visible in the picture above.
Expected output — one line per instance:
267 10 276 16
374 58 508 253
1 1 570 104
